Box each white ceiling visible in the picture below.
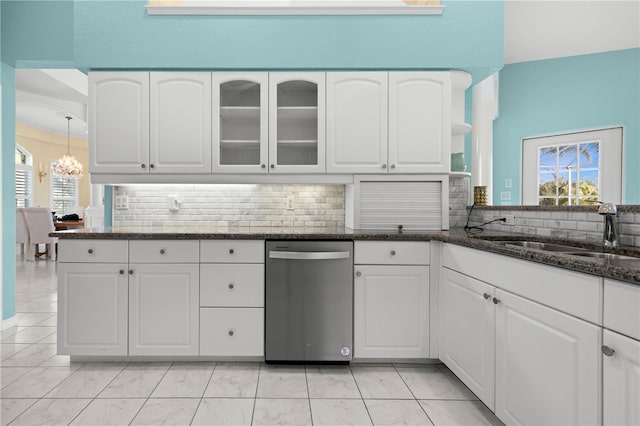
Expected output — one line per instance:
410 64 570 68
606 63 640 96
14 1 640 138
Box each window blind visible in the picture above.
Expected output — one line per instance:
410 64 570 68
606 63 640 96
15 169 33 208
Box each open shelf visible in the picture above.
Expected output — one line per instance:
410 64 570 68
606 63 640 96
452 123 472 136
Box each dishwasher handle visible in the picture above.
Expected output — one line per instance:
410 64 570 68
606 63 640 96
269 251 351 260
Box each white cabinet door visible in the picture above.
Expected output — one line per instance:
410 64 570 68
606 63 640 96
150 72 212 174
89 72 150 174
439 267 496 409
269 72 326 173
129 264 199 356
495 289 600 426
58 263 128 356
388 72 451 173
213 73 268 173
603 330 640 426
354 265 429 358
326 72 388 174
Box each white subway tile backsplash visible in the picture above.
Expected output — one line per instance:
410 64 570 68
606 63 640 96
113 184 346 228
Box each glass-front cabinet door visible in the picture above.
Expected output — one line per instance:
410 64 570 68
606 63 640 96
269 73 326 173
212 73 268 173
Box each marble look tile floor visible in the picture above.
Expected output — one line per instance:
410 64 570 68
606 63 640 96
1 256 503 426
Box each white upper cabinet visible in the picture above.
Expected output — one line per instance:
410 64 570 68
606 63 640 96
89 72 150 174
326 72 388 174
213 73 268 173
150 72 212 173
388 72 451 173
269 73 326 173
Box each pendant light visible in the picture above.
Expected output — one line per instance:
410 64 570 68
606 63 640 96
53 116 84 179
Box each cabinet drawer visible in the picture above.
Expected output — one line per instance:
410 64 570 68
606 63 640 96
129 240 199 263
58 240 128 263
354 241 429 265
200 240 264 263
200 308 264 356
604 279 640 340
201 264 264 307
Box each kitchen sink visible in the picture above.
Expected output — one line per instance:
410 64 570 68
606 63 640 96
565 252 639 261
496 241 590 252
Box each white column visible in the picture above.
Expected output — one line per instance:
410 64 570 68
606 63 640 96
84 183 105 228
471 73 499 205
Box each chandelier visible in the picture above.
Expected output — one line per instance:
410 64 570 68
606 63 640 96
53 116 84 179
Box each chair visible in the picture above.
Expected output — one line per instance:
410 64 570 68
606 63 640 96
23 207 58 261
16 208 30 255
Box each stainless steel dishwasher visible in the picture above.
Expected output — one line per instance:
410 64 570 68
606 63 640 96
265 240 353 363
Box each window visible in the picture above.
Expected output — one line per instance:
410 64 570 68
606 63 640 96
15 145 33 208
522 127 622 205
50 161 79 215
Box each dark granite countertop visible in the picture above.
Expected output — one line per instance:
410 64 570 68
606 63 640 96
51 226 640 285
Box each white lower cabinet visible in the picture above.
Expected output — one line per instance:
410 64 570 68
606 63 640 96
128 263 199 356
354 264 429 358
200 308 264 356
58 263 128 356
439 268 495 409
495 289 600 426
603 329 640 425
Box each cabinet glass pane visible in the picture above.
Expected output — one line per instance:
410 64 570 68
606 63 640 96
276 81 318 166
220 80 261 166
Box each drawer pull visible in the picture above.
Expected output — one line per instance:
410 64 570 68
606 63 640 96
160 249 166 255
229 249 235 254
228 283 234 290
602 346 615 357
261 164 266 169
492 297 500 305
119 270 125 275
88 249 94 254
141 163 146 169
150 164 155 169
129 270 134 275
483 293 491 300
228 330 234 336
390 250 396 256
356 271 362 277
382 164 387 169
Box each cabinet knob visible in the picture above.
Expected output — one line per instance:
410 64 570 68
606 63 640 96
150 164 155 169
602 345 615 357
270 164 275 169
160 249 166 255
141 164 146 169
382 164 387 169
261 164 266 169
228 330 234 336
390 250 396 256
129 270 134 275
119 269 125 275
228 283 234 290
391 164 396 169
483 293 491 300
229 249 234 254
356 271 362 277
88 249 94 254
492 297 500 305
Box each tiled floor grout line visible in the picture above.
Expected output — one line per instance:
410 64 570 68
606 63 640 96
347 364 377 425
304 365 313 426
249 362 262 425
188 362 217 425
392 363 436 426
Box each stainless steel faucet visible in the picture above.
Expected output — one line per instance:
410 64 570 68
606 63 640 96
598 202 618 248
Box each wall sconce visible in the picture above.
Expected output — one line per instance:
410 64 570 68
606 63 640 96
38 163 48 183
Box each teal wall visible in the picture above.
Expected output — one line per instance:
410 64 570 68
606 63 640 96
493 48 640 205
1 0 504 320
2 63 16 320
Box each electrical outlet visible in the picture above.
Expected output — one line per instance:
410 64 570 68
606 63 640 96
286 195 295 211
115 195 128 210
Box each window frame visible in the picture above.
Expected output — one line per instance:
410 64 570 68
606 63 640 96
49 161 79 215
522 127 623 206
15 145 34 208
